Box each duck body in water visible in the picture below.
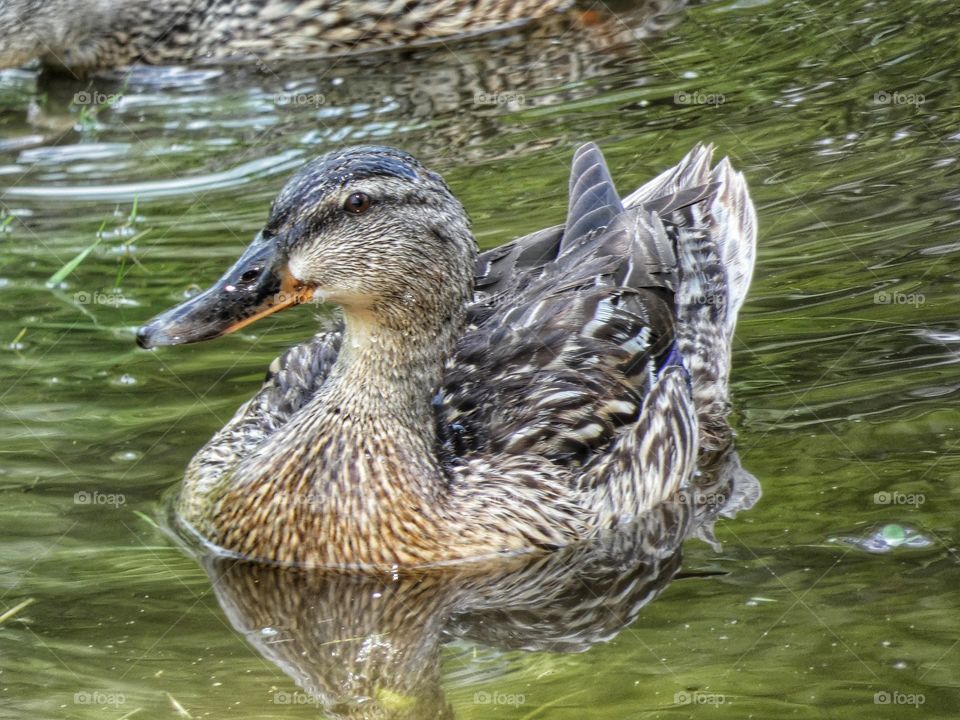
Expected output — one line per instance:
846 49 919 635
0 0 573 72
137 142 757 568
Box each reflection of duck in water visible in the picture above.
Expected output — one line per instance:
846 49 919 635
138 140 757 568
0 0 683 73
200 448 757 719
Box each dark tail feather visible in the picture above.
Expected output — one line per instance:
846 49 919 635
562 143 624 251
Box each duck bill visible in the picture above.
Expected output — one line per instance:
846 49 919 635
136 234 314 349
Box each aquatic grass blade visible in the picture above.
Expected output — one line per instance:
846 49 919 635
46 219 107 286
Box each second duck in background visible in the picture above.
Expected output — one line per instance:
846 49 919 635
0 0 622 72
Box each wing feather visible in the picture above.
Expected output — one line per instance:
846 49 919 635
438 142 691 466
438 142 751 484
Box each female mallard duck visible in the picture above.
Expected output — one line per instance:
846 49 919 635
137 142 756 568
0 0 573 72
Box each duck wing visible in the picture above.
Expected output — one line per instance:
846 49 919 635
437 143 714 467
256 329 343 426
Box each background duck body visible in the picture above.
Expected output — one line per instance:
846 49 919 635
0 0 572 72
154 143 756 568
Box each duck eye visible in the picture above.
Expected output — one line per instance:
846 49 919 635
344 192 371 215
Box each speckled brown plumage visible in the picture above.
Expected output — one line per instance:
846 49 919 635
0 0 574 72
145 142 757 568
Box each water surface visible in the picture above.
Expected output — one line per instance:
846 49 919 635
2 0 959 717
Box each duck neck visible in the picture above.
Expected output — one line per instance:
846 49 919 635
322 299 465 431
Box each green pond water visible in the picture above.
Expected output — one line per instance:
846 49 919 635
2 0 959 717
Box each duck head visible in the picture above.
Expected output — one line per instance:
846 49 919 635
137 146 476 349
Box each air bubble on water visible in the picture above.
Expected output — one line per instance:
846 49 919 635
111 450 142 463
